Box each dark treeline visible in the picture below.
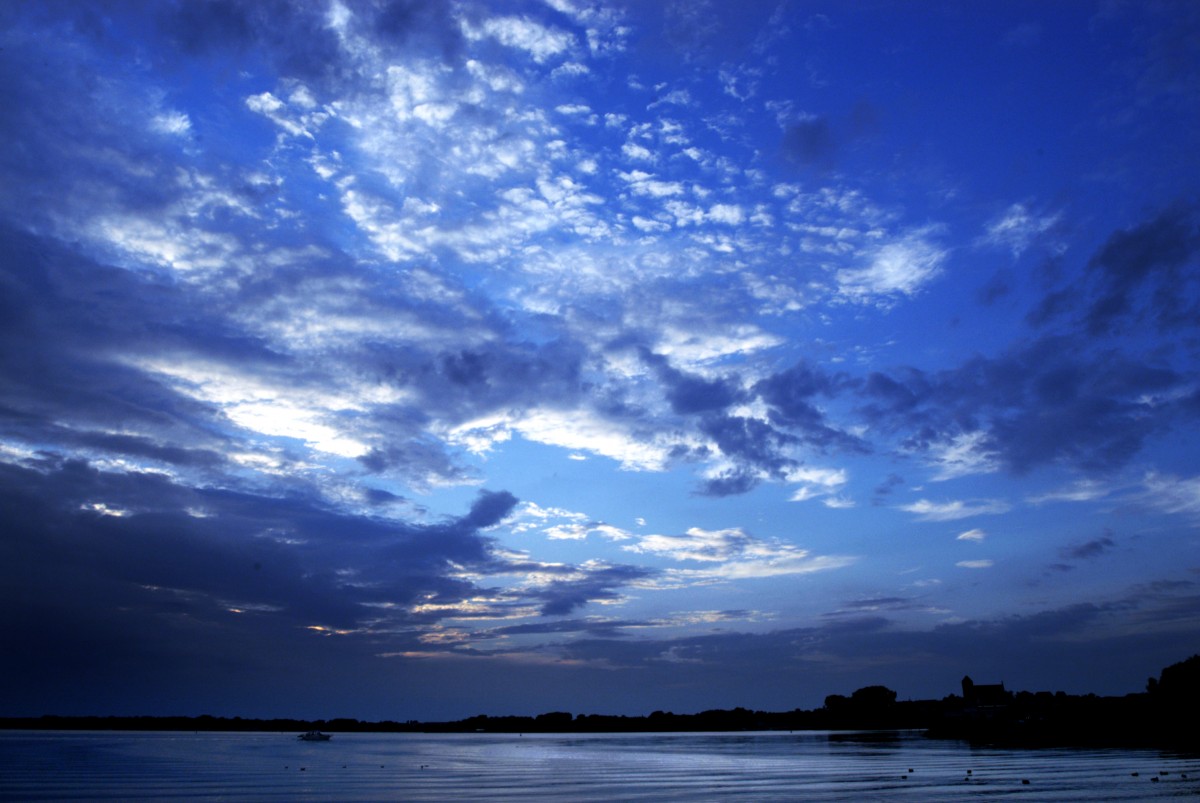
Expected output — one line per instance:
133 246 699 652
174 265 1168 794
5 655 1198 749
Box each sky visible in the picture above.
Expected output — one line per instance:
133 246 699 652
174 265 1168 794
2 0 1199 722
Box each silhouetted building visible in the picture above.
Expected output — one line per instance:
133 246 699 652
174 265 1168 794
962 675 1011 706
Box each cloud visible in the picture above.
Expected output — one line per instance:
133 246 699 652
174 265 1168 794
531 562 654 616
788 465 849 503
1060 533 1116 561
623 526 853 581
461 15 575 63
956 559 994 569
1140 473 1200 517
857 336 1191 477
1030 204 1200 334
900 499 1011 521
835 230 946 301
956 528 987 542
982 202 1061 257
782 117 835 168
1028 480 1112 505
926 431 999 480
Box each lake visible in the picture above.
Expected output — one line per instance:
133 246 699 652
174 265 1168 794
1 729 1196 801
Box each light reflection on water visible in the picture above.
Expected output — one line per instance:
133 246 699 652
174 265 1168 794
1 729 1198 801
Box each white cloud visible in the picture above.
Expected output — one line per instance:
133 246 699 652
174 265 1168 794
647 89 691 108
544 522 633 541
707 203 745 225
787 465 848 502
956 559 994 569
836 229 945 300
956 528 987 542
622 141 655 161
451 408 687 471
625 527 854 581
244 91 311 138
983 203 1061 257
1140 473 1200 516
150 111 191 136
1028 480 1111 505
928 431 999 480
463 15 574 62
618 170 685 197
654 324 782 365
900 498 1011 521
129 355 373 459
555 103 593 116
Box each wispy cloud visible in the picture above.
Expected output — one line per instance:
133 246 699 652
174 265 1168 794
900 499 1011 522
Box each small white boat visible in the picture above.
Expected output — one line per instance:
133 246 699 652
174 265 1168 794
298 731 332 741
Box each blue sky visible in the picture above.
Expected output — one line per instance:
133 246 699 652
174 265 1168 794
2 0 1199 721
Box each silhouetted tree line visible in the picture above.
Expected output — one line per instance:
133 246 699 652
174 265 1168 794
5 655 1198 748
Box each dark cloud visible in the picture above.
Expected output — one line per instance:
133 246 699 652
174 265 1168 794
756 361 865 452
698 466 762 497
830 596 925 614
544 593 1200 709
1084 204 1200 333
782 117 836 168
1030 205 1200 335
369 0 466 62
696 414 797 494
633 353 863 496
533 564 656 617
1060 532 1116 561
978 269 1014 305
642 349 743 415
487 618 641 639
0 455 539 693
0 227 265 473
857 335 1191 475
871 473 905 504
157 0 343 83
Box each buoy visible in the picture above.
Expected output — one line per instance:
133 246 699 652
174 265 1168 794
1021 779 1030 785
1131 772 1139 777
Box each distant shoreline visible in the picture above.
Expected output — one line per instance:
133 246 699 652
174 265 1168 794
8 654 1198 750
0 698 1194 751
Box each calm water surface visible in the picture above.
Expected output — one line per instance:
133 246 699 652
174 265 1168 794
1 729 1197 801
